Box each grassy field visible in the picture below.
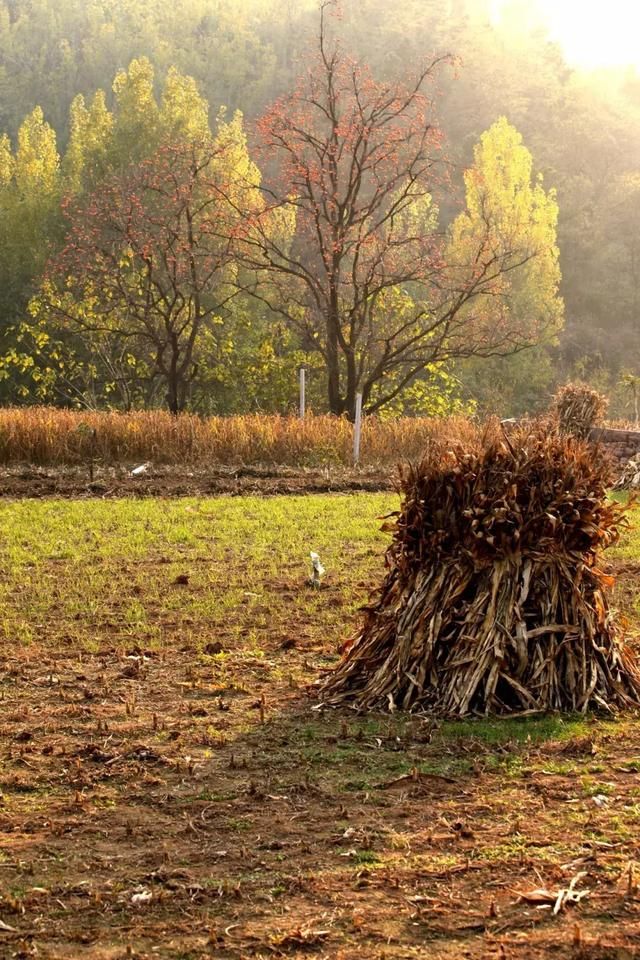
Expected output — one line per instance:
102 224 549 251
2 493 640 959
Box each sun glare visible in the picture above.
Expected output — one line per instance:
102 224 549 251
493 0 640 70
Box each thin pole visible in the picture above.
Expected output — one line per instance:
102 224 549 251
299 367 306 419
353 392 363 465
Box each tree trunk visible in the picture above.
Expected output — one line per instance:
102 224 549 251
326 300 343 416
344 346 358 422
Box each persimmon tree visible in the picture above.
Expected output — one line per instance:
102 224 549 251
32 120 258 413
241 2 559 419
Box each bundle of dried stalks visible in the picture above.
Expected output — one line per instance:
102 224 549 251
553 383 608 439
320 421 640 716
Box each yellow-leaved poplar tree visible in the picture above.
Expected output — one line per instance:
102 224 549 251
449 115 563 352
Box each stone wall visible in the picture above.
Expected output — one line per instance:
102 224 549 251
590 427 640 465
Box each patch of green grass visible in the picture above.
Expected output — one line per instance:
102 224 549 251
420 757 474 777
481 833 529 862
483 753 525 777
352 849 381 865
226 817 253 832
0 493 396 652
581 776 617 797
605 815 635 840
610 498 640 561
482 834 575 865
439 715 590 746
535 759 579 775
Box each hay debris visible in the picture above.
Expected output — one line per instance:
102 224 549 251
613 453 640 491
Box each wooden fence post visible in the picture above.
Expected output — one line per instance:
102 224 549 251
299 367 306 419
353 393 363 465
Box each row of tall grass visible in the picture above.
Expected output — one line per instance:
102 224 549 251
0 407 478 468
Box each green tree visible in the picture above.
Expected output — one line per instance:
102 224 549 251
112 57 160 163
159 65 211 143
448 116 563 409
0 107 61 402
63 90 114 193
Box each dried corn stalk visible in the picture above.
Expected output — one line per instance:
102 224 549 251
553 383 608 440
320 421 640 716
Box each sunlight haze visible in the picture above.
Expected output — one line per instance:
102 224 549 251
493 0 640 69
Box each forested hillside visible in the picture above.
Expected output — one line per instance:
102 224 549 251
0 0 638 417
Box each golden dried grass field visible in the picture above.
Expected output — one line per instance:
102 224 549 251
0 407 477 468
1 492 640 959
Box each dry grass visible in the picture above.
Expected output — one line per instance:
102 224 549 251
605 418 640 431
0 407 477 467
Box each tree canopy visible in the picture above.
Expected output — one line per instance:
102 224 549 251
0 0 638 415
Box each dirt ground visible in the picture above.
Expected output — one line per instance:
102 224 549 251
0 464 392 499
3 639 640 959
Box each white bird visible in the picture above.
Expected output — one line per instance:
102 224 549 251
130 462 151 476
310 551 325 588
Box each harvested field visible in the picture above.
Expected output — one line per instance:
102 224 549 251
0 463 392 499
1 493 640 959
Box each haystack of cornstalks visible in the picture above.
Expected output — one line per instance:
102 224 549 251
552 382 608 439
320 421 640 716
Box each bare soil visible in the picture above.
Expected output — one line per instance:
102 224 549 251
0 464 392 499
2 634 640 959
